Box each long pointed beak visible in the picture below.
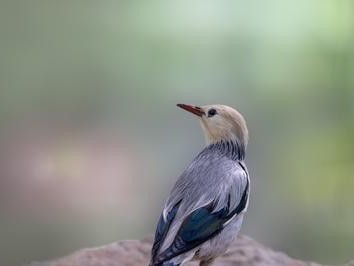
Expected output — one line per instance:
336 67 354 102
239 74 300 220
177 104 205 117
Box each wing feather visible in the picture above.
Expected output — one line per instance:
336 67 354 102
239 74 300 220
151 199 182 261
154 177 249 264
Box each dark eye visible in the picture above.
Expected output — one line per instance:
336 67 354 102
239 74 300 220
208 108 217 117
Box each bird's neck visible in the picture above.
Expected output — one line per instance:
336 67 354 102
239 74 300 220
209 139 246 161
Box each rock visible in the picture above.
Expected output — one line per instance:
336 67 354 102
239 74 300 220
26 235 334 266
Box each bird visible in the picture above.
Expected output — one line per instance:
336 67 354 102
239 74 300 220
149 104 250 266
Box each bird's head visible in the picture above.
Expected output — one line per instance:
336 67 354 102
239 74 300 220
177 104 248 147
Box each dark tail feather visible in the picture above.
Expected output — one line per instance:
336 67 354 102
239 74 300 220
149 262 180 266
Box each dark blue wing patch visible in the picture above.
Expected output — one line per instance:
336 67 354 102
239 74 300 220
151 200 182 262
179 204 228 243
155 179 249 263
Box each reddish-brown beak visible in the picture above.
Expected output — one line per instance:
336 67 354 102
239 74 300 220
177 104 205 117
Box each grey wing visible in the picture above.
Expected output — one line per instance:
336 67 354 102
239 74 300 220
151 160 249 264
225 161 250 217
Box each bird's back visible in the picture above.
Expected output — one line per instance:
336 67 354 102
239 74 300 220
151 142 249 265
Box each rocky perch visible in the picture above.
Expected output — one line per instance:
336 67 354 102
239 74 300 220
28 235 353 266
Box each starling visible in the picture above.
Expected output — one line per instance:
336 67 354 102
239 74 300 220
150 104 250 266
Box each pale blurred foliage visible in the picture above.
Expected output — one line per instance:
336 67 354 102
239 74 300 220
0 0 353 265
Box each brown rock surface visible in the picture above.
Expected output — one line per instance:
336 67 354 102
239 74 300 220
27 235 349 266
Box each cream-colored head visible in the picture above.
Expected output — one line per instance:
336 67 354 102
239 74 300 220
177 104 248 147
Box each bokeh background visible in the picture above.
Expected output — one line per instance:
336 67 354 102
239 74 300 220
1 1 354 265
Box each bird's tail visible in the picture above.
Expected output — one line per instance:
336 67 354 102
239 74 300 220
149 261 180 266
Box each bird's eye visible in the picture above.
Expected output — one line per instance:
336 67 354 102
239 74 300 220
208 109 217 117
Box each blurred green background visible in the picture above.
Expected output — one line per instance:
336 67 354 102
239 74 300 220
0 1 353 265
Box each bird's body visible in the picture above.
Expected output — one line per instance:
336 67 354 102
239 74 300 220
150 104 250 266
